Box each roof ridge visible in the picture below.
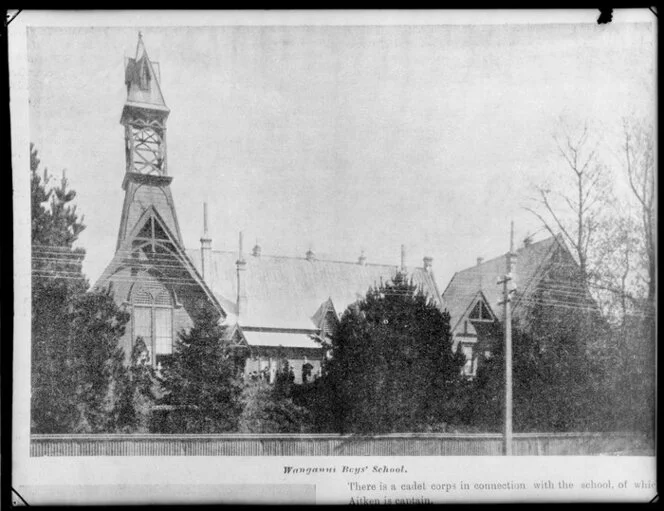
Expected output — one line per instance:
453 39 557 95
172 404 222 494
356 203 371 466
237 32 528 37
186 247 401 268
454 235 558 275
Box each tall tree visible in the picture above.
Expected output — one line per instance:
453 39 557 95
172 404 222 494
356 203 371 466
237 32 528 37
324 273 465 434
526 120 609 282
619 117 656 439
68 289 130 432
31 143 88 433
159 307 243 433
514 247 605 432
31 143 131 433
621 118 655 336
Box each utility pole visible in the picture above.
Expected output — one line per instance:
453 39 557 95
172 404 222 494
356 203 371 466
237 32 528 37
498 221 517 455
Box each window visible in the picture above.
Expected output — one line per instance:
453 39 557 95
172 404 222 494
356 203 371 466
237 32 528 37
469 299 494 322
138 59 151 90
155 308 173 361
132 284 173 367
302 362 314 383
134 306 153 358
461 345 477 377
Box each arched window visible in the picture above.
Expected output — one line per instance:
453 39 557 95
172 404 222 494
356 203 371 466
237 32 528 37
131 283 174 367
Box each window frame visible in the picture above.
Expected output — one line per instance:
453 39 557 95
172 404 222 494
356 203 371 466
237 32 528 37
131 288 174 368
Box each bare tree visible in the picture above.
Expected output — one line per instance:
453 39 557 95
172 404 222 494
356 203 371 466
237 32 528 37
622 118 656 321
617 118 656 439
526 120 609 283
593 214 645 333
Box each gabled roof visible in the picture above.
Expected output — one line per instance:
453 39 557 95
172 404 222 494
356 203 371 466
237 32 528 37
185 249 443 330
452 290 496 332
311 297 338 329
95 206 225 317
441 235 567 328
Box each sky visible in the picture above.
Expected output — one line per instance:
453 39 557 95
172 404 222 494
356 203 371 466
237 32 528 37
24 13 655 290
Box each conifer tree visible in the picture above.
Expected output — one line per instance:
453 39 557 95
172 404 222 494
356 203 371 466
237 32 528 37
31 143 131 433
67 289 131 432
31 143 89 433
324 273 465 434
116 337 156 432
160 308 243 433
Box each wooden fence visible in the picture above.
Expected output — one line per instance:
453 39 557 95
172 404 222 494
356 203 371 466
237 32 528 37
30 432 650 457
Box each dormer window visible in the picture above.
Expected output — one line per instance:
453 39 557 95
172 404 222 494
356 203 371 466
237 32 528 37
468 298 494 322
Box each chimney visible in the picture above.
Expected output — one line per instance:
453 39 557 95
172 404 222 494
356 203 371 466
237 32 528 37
358 250 367 266
509 220 517 276
200 203 212 282
400 244 407 273
236 231 247 317
306 247 316 261
423 256 433 272
477 257 484 266
252 239 262 257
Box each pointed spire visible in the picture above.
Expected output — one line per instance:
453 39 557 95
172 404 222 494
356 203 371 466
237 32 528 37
122 32 168 112
117 34 178 249
136 31 146 59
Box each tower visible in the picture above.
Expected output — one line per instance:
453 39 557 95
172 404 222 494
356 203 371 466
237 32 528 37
116 33 182 249
96 34 224 369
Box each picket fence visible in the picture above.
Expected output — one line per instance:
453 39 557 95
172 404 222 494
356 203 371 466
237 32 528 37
30 431 649 456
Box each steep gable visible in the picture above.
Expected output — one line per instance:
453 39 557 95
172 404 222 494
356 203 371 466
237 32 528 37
441 235 569 328
96 207 225 319
312 298 340 339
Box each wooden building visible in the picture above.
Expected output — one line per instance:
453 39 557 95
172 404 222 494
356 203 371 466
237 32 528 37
441 234 593 378
94 35 444 383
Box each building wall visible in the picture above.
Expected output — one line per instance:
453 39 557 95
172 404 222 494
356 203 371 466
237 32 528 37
102 266 201 364
452 318 500 378
244 348 324 384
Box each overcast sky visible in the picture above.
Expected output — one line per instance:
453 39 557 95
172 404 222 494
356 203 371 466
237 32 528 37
25 14 655 289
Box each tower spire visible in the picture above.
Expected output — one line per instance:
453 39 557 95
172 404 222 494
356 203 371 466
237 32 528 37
135 31 146 60
116 34 181 250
